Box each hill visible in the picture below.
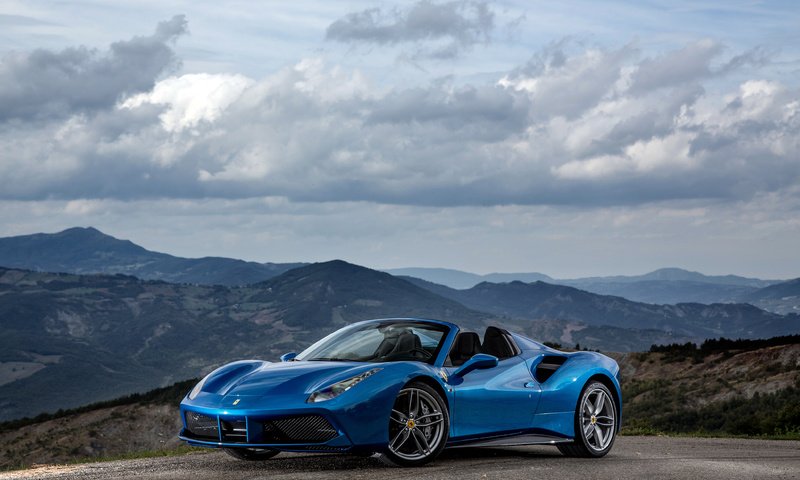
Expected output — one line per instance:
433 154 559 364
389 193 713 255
617 338 800 436
384 267 553 290
1 258 796 421
402 277 799 341
2 340 797 468
388 266 791 309
388 266 774 290
250 261 489 328
566 267 774 287
558 280 757 305
0 262 493 421
742 278 800 315
0 227 304 286
3 228 795 312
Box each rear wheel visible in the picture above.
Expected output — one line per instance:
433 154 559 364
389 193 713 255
376 382 449 467
558 381 617 458
224 447 279 461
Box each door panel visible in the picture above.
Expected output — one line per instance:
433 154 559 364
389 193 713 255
448 356 540 438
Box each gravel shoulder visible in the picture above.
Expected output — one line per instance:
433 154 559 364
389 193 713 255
3 436 799 480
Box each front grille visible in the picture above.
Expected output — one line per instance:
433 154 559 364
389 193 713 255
262 415 338 443
221 418 247 443
184 412 339 445
185 412 219 440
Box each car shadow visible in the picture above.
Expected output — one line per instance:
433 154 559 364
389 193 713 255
209 446 564 473
441 446 564 461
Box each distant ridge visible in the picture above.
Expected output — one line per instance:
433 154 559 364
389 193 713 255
0 227 795 309
0 227 305 286
388 265 792 310
563 267 775 287
385 267 553 290
401 276 799 340
387 265 775 290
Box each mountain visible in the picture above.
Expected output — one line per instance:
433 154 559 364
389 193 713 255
0 227 304 286
392 266 795 310
250 261 489 328
0 261 493 421
742 278 800 315
1 255 796 421
402 277 799 341
564 267 776 287
384 267 553 290
558 280 758 305
387 266 775 290
3 228 792 309
558 267 779 305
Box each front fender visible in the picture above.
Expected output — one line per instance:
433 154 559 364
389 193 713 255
320 362 445 448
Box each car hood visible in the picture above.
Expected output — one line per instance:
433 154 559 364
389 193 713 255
217 361 372 397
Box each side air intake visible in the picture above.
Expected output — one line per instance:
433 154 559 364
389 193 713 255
534 356 567 383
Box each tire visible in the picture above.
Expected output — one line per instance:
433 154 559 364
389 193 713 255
557 381 617 458
376 381 449 467
223 447 280 461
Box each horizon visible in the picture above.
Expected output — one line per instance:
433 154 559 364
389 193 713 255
3 225 795 281
1 1 798 278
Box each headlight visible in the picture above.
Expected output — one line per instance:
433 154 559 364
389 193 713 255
188 374 211 400
307 368 381 403
188 365 226 400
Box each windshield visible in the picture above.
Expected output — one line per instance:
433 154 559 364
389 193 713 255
296 321 449 364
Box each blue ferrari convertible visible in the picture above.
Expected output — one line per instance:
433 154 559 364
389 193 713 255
179 318 621 466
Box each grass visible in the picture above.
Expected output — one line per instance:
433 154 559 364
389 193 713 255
620 426 800 441
0 379 198 434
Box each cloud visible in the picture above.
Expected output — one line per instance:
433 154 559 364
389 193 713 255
629 40 771 94
0 15 187 122
499 41 638 119
0 22 798 211
325 0 494 59
120 73 254 133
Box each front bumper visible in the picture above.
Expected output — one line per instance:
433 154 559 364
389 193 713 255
179 409 353 452
178 389 394 452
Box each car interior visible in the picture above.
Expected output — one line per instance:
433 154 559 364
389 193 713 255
446 326 520 366
374 330 425 359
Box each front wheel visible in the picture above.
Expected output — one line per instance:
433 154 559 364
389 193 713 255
376 382 449 467
558 381 617 458
224 447 279 461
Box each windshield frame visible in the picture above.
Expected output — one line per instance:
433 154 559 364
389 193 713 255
295 319 454 365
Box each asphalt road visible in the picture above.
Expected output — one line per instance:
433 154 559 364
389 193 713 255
4 436 799 480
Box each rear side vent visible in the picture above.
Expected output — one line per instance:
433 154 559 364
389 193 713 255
535 356 567 383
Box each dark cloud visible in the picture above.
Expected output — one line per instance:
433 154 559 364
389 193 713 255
629 42 772 94
629 40 722 94
0 25 798 210
0 15 186 122
325 0 494 59
367 83 530 139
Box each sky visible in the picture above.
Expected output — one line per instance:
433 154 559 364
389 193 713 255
0 1 799 278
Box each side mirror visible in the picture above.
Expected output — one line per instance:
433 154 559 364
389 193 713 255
452 353 498 378
280 352 298 362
